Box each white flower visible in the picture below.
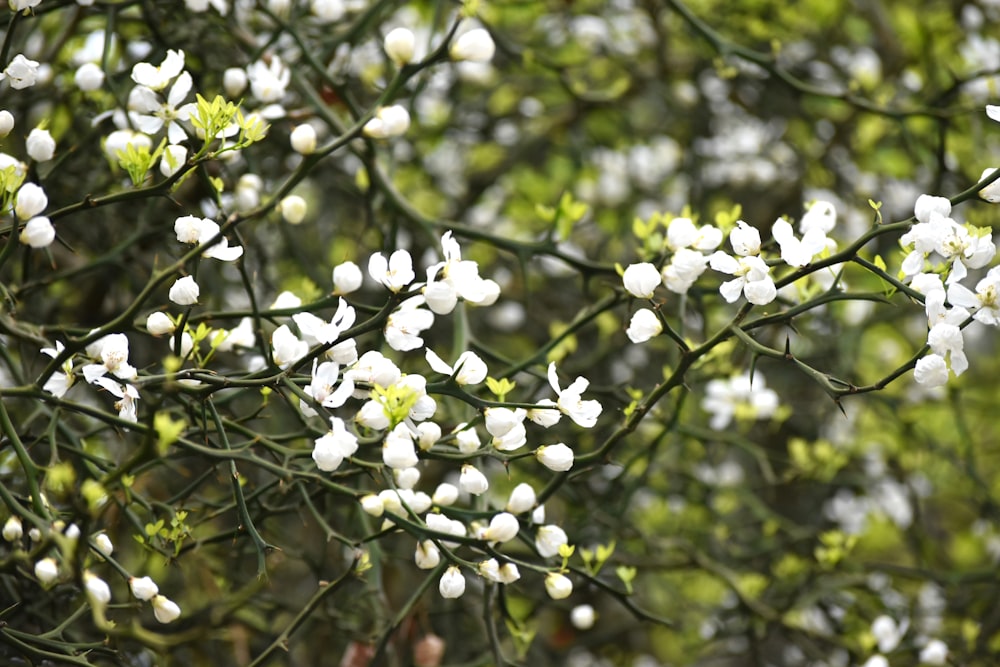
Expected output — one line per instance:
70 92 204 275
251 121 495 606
423 232 500 313
222 67 247 97
104 129 152 162
15 183 47 220
535 524 568 558
547 362 602 428
94 377 140 422
82 333 137 383
385 296 434 352
311 0 344 22
666 217 723 251
383 423 419 469
368 249 415 292
626 308 662 344
914 354 949 387
416 421 441 450
146 312 175 336
312 417 358 471
332 261 363 294
506 483 536 514
571 604 596 630
26 127 55 162
132 50 184 91
948 266 1000 325
394 467 420 490
871 615 907 653
439 566 466 598
709 252 776 305
174 216 243 261
544 572 573 600
729 220 762 256
662 248 711 294
360 494 384 516
34 558 58 584
290 124 317 154
384 27 416 66
860 657 888 667
247 56 289 103
454 425 481 453
498 562 520 584
2 54 40 89
363 105 410 139
278 195 308 224
771 218 826 267
919 639 948 665
19 216 54 248
527 399 561 427
159 144 187 178
293 298 356 346
74 62 104 91
800 200 837 234
622 262 660 298
40 341 74 397
988 104 1000 123
84 572 111 606
415 540 440 569
152 595 181 623
0 110 13 136
980 168 1000 203
483 512 519 543
2 516 22 541
425 349 488 386
536 443 574 471
478 558 502 582
483 406 527 452
459 464 489 495
450 28 496 63
130 576 159 600
271 325 308 369
701 372 779 430
169 276 200 305
301 360 354 416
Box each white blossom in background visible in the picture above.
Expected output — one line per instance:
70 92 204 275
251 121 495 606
312 417 358 471
622 262 660 298
290 124 317 154
450 28 496 63
701 372 779 430
626 308 662 344
363 105 410 139
2 516 22 541
19 216 54 248
168 276 200 305
278 195 307 224
2 54 41 89
547 362 602 427
425 349 488 385
94 533 113 556
222 67 247 98
104 129 152 163
247 56 290 103
919 639 948 665
871 615 908 653
34 558 59 585
800 200 838 235
571 605 596 630
368 249 415 292
84 572 111 607
0 110 13 136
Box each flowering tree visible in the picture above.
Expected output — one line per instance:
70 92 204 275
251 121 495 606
3 0 1000 665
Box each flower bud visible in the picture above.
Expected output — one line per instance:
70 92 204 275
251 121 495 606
359 494 384 517
0 110 13 137
146 312 176 336
571 604 596 630
15 183 47 220
459 464 489 495
152 595 181 623
483 512 519 543
416 421 442 451
394 466 420 490
290 123 317 155
439 566 466 599
34 557 58 585
432 483 459 506
19 216 54 248
980 168 1000 203
622 262 660 298
26 127 55 162
384 27 416 66
536 443 574 471
159 144 187 178
94 533 113 557
506 483 536 514
414 540 440 569
498 562 520 584
450 28 496 63
279 194 307 224
544 572 573 600
2 516 23 541
535 524 568 558
84 571 111 606
332 261 363 295
169 275 200 305
129 575 159 601
363 105 410 139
